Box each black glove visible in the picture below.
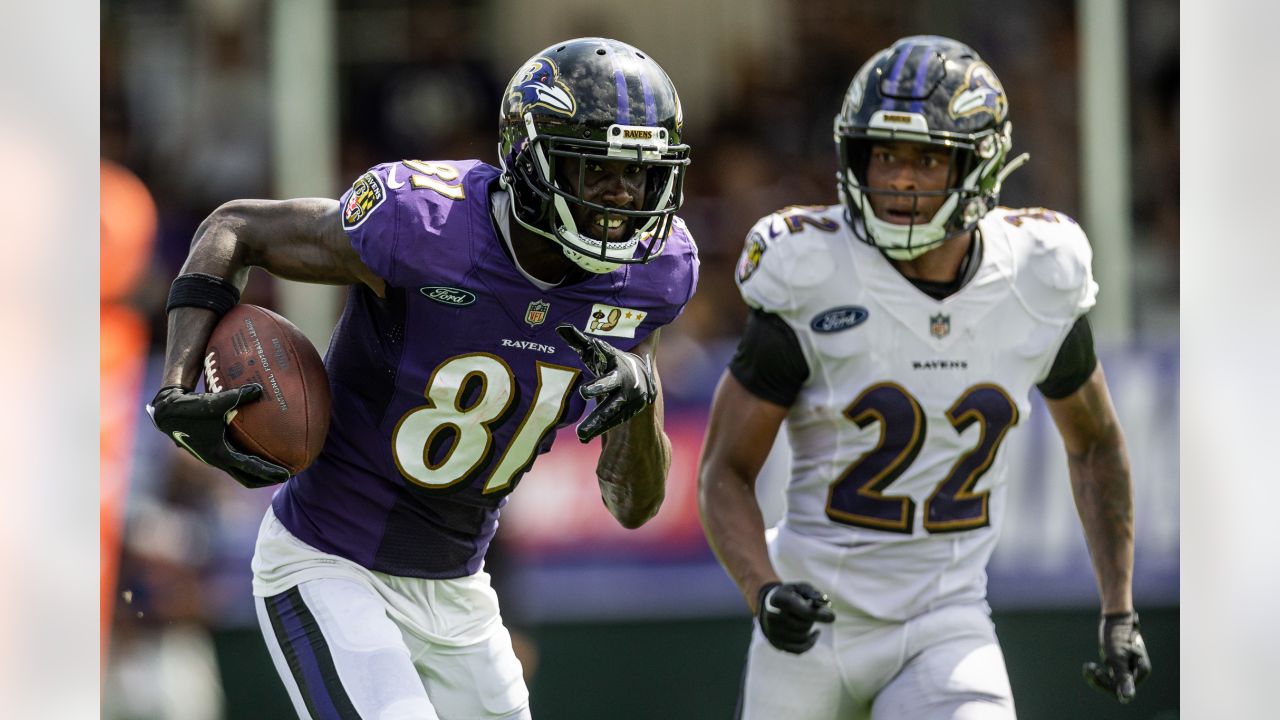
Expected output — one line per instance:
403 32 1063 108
1083 611 1152 703
756 581 836 654
147 384 291 489
556 325 657 443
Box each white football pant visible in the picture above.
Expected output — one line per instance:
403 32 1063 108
252 509 530 720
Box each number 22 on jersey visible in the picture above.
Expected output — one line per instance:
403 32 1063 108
827 382 1018 534
392 354 580 494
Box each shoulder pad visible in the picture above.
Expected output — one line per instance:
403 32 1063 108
640 215 701 311
662 215 700 263
735 205 844 313
340 160 494 286
994 207 1098 322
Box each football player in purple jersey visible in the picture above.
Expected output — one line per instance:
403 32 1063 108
699 36 1150 718
147 37 697 719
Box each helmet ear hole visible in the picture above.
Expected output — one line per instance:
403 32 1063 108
510 149 549 225
977 135 996 159
962 199 983 226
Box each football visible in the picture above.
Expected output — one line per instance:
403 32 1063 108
202 304 331 475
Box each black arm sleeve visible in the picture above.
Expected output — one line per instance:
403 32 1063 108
1036 314 1099 400
727 307 810 407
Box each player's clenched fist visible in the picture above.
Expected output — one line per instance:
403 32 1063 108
556 324 657 442
1083 611 1152 703
147 384 290 488
756 581 836 654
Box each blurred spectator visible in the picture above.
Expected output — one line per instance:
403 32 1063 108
105 452 231 720
338 0 499 177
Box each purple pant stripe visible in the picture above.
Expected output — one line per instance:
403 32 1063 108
272 591 346 720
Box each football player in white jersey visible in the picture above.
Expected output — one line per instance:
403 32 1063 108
698 36 1151 719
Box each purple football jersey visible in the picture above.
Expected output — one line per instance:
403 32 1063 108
271 160 699 578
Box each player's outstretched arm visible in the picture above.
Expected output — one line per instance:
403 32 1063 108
1044 363 1151 702
151 199 384 486
557 327 670 528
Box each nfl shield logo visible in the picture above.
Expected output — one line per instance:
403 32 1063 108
930 313 951 339
525 300 550 327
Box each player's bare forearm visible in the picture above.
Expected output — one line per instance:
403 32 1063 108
1066 430 1134 614
158 205 260 389
1045 364 1135 615
160 308 225 390
701 463 778 614
595 383 671 528
698 372 789 614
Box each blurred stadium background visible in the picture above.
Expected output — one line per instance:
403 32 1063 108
101 1 1178 718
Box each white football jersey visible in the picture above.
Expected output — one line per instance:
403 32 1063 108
735 204 1097 620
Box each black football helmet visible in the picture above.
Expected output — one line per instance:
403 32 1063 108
834 36 1028 259
499 38 690 273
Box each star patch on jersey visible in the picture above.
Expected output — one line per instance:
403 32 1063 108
525 300 551 327
584 303 646 338
930 313 951 339
342 172 387 230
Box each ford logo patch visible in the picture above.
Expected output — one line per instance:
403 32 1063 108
420 286 477 307
810 306 869 333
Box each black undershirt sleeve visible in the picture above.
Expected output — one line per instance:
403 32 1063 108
1036 314 1099 400
728 307 810 408
729 308 1092 405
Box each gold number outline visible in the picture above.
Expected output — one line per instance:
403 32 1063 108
403 159 466 200
391 354 580 494
826 383 1019 534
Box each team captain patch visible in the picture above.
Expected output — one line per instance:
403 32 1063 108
342 172 387 230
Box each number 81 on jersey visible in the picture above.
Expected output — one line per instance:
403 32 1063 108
392 354 580 495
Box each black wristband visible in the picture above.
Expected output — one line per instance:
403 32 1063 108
1103 611 1138 622
165 273 241 317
